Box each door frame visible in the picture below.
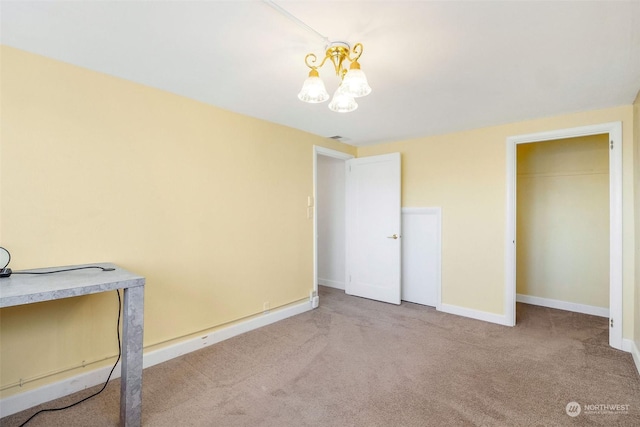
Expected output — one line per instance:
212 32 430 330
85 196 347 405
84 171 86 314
313 146 355 298
505 122 622 349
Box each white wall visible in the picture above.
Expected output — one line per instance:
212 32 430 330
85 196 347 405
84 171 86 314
317 155 346 289
516 134 609 310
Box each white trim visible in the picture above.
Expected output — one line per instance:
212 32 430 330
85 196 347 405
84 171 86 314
0 300 312 418
402 207 439 214
143 300 312 367
314 146 354 158
313 146 354 297
608 123 623 349
505 122 623 349
0 361 124 420
516 294 609 318
401 207 442 310
318 278 345 290
622 339 640 376
439 303 511 326
505 138 517 327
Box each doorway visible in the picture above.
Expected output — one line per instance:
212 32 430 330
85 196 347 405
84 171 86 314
516 135 609 314
313 146 353 298
313 147 403 305
505 122 622 350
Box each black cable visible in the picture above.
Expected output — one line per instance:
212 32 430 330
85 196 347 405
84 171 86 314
18 289 122 427
13 266 116 275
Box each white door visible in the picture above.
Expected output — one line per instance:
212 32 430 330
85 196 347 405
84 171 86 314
346 153 401 304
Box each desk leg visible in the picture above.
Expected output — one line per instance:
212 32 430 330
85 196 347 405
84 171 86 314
120 285 144 427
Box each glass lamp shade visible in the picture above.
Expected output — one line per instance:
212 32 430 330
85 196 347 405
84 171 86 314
297 70 330 103
328 88 358 113
341 63 371 98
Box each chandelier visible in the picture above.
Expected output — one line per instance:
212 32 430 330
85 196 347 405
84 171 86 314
297 41 372 113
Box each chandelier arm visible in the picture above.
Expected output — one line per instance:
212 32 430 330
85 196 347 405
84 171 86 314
347 43 364 63
304 52 332 70
304 53 318 69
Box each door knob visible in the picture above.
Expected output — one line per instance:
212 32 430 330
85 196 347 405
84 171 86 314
387 234 399 239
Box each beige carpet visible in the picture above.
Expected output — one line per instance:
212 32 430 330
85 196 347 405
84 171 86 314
2 286 639 426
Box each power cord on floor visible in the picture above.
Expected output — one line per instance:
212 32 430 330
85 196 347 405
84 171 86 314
18 289 122 427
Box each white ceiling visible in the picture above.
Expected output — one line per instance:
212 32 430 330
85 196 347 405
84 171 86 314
2 1 639 146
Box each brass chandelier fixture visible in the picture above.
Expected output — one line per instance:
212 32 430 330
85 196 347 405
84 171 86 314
297 41 372 113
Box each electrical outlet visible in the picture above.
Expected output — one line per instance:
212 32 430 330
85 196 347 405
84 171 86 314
263 301 270 313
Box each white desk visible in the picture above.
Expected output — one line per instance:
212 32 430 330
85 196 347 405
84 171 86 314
0 263 145 427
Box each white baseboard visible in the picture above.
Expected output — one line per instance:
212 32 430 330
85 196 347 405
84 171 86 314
622 339 640 376
0 361 124 420
318 278 345 290
516 294 609 318
439 303 510 326
0 300 312 418
143 299 312 368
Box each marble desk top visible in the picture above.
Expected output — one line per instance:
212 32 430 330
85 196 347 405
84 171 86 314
0 263 145 308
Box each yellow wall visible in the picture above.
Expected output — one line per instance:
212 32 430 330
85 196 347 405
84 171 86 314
358 106 635 332
516 135 609 308
0 46 355 397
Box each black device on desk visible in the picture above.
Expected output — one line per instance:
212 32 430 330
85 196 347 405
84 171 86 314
0 247 11 277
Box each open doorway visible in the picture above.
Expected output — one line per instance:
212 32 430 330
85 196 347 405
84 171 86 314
506 122 622 350
315 149 403 304
313 146 354 299
516 134 609 315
